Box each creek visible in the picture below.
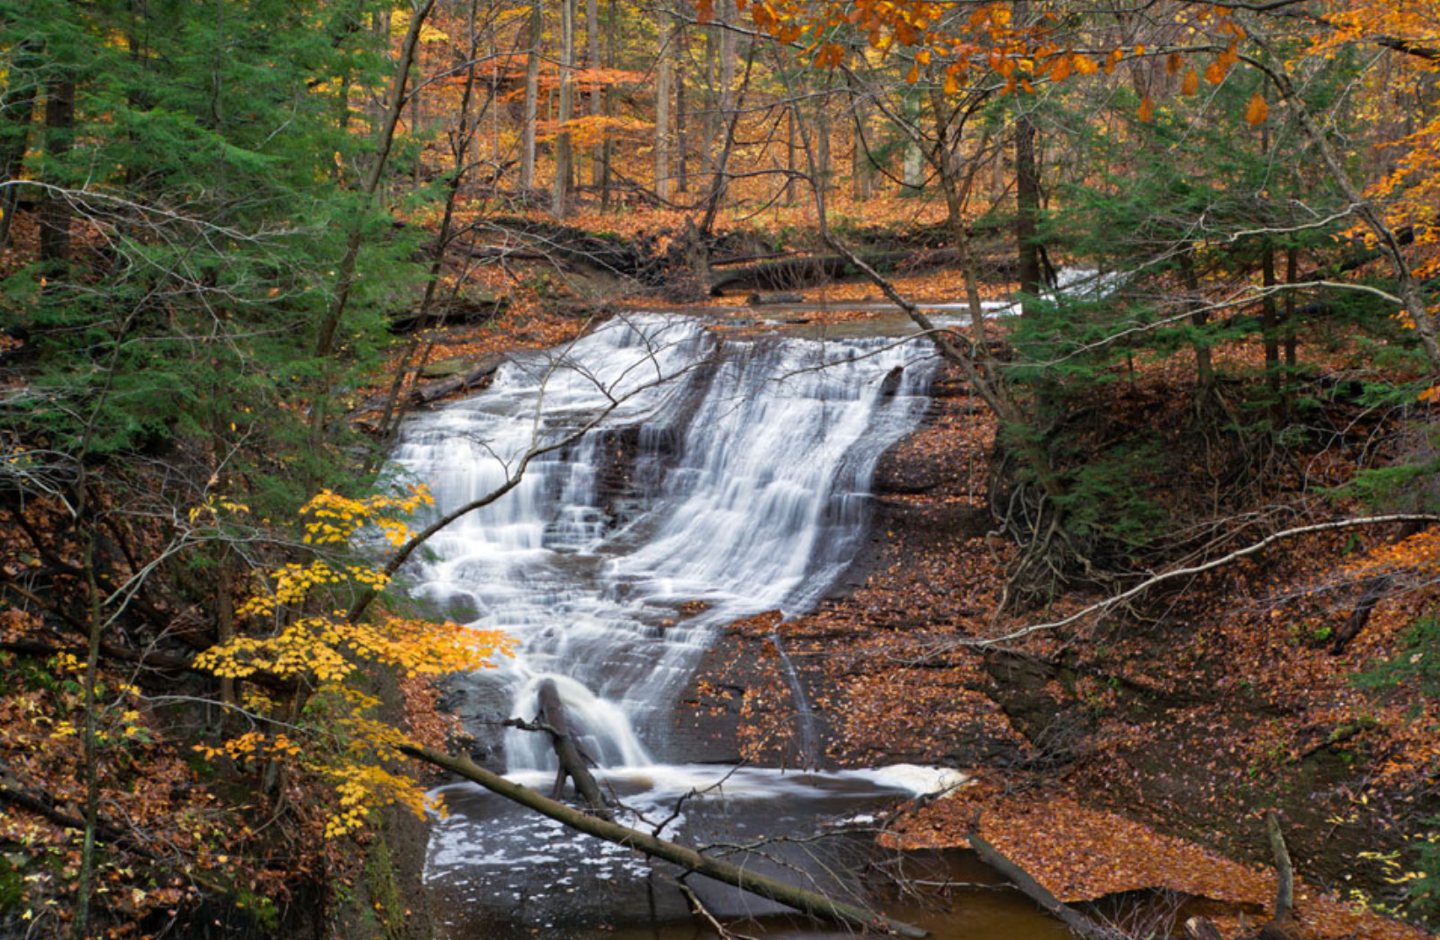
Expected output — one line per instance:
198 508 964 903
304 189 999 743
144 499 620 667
389 312 1069 938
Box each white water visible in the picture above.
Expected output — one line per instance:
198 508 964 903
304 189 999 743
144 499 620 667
389 312 939 774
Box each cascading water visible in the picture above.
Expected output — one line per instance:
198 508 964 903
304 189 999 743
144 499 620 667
391 313 937 774
392 312 1000 936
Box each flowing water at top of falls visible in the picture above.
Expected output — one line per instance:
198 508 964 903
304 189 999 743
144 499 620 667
390 312 936 773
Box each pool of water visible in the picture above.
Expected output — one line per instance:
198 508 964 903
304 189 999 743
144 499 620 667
424 766 1075 939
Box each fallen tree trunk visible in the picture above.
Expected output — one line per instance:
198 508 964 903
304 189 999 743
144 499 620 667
390 296 508 334
966 832 1127 940
411 355 504 405
1266 811 1296 936
710 248 1017 296
1184 916 1224 940
1331 574 1391 655
536 678 610 819
450 217 650 279
746 291 805 306
400 745 929 938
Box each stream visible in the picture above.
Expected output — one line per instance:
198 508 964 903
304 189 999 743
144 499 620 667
389 312 1071 938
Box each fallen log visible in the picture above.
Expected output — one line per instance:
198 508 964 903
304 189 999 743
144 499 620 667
1265 811 1297 939
389 295 509 334
1331 575 1392 655
966 832 1127 940
450 217 651 279
746 291 805 306
536 678 610 819
710 248 1018 296
400 744 929 938
410 354 504 405
1184 916 1224 940
1329 517 1434 655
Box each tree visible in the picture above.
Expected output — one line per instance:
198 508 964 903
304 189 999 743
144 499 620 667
192 486 510 839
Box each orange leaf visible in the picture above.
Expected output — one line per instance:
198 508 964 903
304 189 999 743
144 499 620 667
1182 69 1199 96
1245 91 1269 125
1137 95 1154 123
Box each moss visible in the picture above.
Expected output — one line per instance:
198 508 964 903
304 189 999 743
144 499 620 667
364 836 407 940
0 856 25 913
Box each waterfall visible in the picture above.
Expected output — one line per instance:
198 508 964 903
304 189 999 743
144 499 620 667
390 312 937 774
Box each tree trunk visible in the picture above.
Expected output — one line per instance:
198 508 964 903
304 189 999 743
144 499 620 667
1266 811 1296 932
1284 246 1298 379
1262 241 1280 395
710 0 735 208
1015 110 1041 316
902 90 924 193
600 0 617 207
700 23 716 179
1179 254 1214 391
786 110 797 203
0 39 43 247
586 0 603 188
814 94 831 202
675 39 689 193
39 77 76 277
535 679 610 818
521 0 542 192
551 0 575 217
851 91 872 201
73 520 103 940
1013 0 1040 312
654 3 674 201
401 745 929 939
